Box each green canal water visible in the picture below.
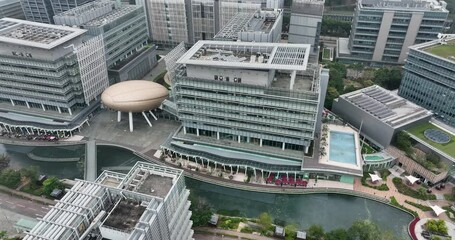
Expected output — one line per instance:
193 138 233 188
1 144 412 238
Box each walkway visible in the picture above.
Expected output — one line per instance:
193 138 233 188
194 227 277 240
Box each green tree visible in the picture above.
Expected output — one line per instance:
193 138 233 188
347 220 381 240
394 131 412 152
0 169 21 188
325 87 340 109
189 194 213 227
20 166 39 182
0 231 7 239
325 228 349 240
258 212 273 231
284 224 298 240
426 153 441 166
42 177 64 196
307 224 325 240
343 84 358 94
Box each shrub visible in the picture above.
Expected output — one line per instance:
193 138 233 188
240 226 254 233
390 196 418 217
404 200 432 211
219 217 242 230
425 219 448 236
0 169 21 188
361 172 389 191
392 177 436 200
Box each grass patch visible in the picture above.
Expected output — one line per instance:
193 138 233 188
361 172 389 191
424 40 455 61
322 48 331 60
361 142 377 154
407 122 455 158
442 206 455 221
219 217 244 230
390 196 419 217
392 177 436 200
404 200 433 211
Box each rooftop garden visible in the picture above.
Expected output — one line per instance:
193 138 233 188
424 39 455 62
406 122 455 158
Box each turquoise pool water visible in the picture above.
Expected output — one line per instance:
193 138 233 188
329 131 357 165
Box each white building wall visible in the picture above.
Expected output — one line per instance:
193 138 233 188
186 65 270 86
75 35 109 104
146 0 188 45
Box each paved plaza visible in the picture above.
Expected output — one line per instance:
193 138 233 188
80 110 180 150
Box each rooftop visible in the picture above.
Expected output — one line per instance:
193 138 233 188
359 0 448 11
292 0 325 16
407 121 455 158
214 9 282 41
136 174 174 198
83 5 141 27
421 38 455 62
103 199 146 232
54 0 114 17
178 41 311 71
340 85 432 128
0 18 86 49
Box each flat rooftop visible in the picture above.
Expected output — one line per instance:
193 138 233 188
178 40 311 71
422 39 455 62
359 0 448 11
0 18 86 49
407 121 455 159
340 85 432 128
214 9 282 40
54 0 113 17
103 199 146 232
84 5 141 27
136 174 174 199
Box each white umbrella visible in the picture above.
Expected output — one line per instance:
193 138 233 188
430 205 446 216
369 173 382 182
405 175 420 185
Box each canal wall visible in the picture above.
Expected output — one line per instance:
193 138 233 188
26 152 80 162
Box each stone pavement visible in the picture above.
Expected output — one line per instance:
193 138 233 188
194 227 278 240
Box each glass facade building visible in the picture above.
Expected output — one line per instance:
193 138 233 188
398 36 455 127
0 0 25 19
338 0 449 65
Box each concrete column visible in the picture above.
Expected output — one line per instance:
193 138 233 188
236 166 239 174
247 137 250 143
282 142 285 150
259 139 263 147
372 11 395 62
41 103 45 111
183 127 187 134
129 112 133 132
238 135 241 143
230 165 233 175
305 146 309 154
10 99 14 106
253 168 256 177
244 166 247 175
261 170 264 179
25 102 30 108
223 165 226 172
217 132 220 140
214 162 217 170
68 108 72 115
117 111 121 122
57 106 61 114
196 128 199 136
142 112 152 127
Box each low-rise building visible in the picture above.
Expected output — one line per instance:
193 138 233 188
24 162 194 240
54 1 155 83
332 85 432 148
0 18 109 133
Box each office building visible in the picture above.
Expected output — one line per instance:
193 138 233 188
398 36 455 127
54 1 155 82
0 18 109 133
338 0 449 65
0 0 25 19
332 85 432 148
160 41 371 180
288 0 324 54
24 162 194 240
50 0 94 15
20 0 95 24
213 9 283 42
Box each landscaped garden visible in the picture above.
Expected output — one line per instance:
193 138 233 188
361 171 389 191
424 219 449 238
392 177 436 201
406 122 455 158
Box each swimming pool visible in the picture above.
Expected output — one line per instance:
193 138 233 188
364 155 384 161
329 131 357 165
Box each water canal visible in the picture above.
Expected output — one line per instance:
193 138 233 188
0 144 412 238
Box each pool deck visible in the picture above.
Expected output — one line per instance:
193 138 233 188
319 124 363 171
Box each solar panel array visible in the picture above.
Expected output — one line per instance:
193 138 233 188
347 87 398 119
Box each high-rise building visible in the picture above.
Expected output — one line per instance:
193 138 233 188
54 1 155 83
0 18 109 133
213 9 283 42
0 0 25 19
288 0 324 54
50 0 93 15
338 0 449 65
398 36 455 127
20 0 95 24
161 41 333 177
24 161 194 240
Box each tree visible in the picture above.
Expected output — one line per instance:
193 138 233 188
20 166 39 182
189 194 213 227
258 212 273 231
307 224 325 240
42 177 64 196
0 231 7 239
426 153 441 166
325 228 349 240
284 224 298 240
0 154 10 171
0 169 21 188
324 87 340 109
347 220 381 240
394 131 412 152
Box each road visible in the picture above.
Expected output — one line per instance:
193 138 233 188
0 191 49 219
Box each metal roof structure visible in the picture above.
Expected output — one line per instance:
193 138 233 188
83 5 141 27
341 85 432 128
54 0 113 17
360 0 448 11
24 162 184 240
0 18 86 49
178 40 311 71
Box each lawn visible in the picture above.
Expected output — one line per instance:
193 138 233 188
406 122 455 158
424 40 455 61
322 48 331 60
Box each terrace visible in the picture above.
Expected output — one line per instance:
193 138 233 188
423 39 455 62
406 122 455 159
103 199 146 232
